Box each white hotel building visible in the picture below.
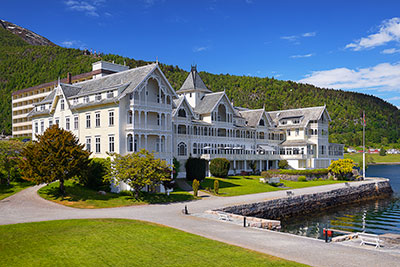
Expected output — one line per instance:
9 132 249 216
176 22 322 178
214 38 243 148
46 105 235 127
27 61 344 182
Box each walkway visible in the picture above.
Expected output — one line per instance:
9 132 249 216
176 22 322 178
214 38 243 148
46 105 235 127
1 179 399 267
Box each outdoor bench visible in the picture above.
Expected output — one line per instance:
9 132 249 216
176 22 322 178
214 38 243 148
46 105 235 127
359 233 381 248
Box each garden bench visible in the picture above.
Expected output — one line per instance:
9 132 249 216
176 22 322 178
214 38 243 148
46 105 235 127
217 212 231 221
286 191 294 197
259 178 266 183
359 233 381 248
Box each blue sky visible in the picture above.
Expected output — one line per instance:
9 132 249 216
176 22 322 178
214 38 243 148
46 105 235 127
2 0 400 108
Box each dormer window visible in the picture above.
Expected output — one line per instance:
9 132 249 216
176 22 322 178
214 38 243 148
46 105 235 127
281 120 287 125
178 109 186 118
40 105 45 111
84 96 89 103
95 93 102 101
293 119 300 124
107 91 113 98
259 119 265 126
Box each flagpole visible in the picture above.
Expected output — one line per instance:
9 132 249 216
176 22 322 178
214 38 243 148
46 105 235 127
363 110 366 180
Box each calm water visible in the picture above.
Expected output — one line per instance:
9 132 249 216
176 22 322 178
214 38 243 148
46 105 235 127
281 165 400 239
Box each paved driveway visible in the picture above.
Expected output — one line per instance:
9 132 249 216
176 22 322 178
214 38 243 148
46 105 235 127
1 179 399 267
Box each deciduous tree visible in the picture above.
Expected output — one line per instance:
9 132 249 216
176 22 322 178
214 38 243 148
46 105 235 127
108 149 171 198
0 140 24 185
19 125 90 195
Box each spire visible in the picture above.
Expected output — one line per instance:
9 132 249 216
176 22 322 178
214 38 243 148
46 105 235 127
176 65 212 94
191 64 197 72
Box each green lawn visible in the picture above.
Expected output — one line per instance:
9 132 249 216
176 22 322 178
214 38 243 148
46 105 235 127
0 219 305 267
199 176 346 197
0 181 33 200
344 153 400 163
38 180 195 208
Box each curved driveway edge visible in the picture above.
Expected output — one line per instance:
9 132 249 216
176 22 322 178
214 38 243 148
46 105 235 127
1 179 399 267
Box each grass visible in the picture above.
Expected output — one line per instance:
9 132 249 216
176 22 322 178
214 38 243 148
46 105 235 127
38 180 195 208
344 153 400 163
0 181 33 200
199 176 346 197
0 219 306 267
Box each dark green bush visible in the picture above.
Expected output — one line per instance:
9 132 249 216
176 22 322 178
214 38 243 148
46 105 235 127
214 179 219 195
278 160 289 169
210 158 230 178
297 176 307 182
278 169 328 176
79 158 111 190
173 157 180 179
185 157 207 181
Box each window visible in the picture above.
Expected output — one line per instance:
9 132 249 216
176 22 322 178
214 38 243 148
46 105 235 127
66 117 70 130
95 136 101 153
95 112 100 127
60 99 65 110
49 119 53 128
84 96 89 103
86 114 91 128
74 116 78 129
157 114 160 126
109 110 114 126
178 109 186 117
193 143 197 154
107 91 113 98
127 111 132 124
295 128 299 136
95 93 102 101
86 137 91 152
109 135 115 153
287 129 291 136
293 119 300 124
40 104 45 111
55 118 59 125
127 134 133 152
73 98 78 105
281 120 287 125
40 121 44 132
259 119 265 126
178 142 187 156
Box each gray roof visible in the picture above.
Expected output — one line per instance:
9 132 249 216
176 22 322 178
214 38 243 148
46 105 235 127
41 90 56 104
176 66 212 94
71 98 117 110
193 92 224 114
267 106 327 128
61 83 82 98
239 109 265 127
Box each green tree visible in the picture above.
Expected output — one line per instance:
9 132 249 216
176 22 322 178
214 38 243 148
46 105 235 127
210 158 230 178
249 161 257 174
19 125 90 195
108 149 171 198
0 140 24 185
328 159 356 180
278 160 289 169
379 147 386 156
172 157 180 179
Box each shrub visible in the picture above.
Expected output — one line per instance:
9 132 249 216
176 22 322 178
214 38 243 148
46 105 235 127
80 158 111 190
318 178 324 181
278 160 289 169
277 169 329 176
379 148 386 156
261 171 271 178
210 158 230 178
328 159 356 180
173 157 180 179
248 161 257 174
185 157 207 181
297 176 307 182
192 179 200 197
214 179 219 195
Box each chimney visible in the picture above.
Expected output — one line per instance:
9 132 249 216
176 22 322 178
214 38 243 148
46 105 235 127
67 72 72 84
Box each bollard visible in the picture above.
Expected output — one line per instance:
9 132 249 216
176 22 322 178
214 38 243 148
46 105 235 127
184 205 188 215
243 217 246 227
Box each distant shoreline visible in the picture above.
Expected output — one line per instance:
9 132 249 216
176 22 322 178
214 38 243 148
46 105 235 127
370 162 400 165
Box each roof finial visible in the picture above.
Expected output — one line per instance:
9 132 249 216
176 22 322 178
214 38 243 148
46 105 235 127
263 103 265 110
58 76 60 85
191 64 197 72
156 56 158 64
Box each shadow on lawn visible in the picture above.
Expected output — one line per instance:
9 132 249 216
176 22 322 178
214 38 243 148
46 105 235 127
201 178 239 189
41 182 195 204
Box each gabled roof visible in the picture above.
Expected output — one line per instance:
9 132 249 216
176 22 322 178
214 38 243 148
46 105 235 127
239 109 268 127
176 65 212 94
172 96 196 118
193 92 225 114
267 106 328 128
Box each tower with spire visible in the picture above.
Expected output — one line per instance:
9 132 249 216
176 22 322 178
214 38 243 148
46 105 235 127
176 65 212 109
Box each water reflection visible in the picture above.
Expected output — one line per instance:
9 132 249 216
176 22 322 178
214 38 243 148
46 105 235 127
280 164 400 239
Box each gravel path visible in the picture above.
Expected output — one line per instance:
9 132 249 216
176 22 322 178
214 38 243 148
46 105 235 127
1 179 399 267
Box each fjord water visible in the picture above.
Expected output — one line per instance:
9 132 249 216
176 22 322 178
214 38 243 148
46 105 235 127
280 164 400 239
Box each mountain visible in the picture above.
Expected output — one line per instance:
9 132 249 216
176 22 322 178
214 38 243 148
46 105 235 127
0 21 399 147
0 20 56 47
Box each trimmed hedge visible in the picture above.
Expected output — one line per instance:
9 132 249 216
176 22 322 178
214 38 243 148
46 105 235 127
185 157 207 181
261 168 328 177
210 158 230 178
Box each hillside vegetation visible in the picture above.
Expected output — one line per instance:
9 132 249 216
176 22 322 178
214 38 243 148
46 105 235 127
1 26 399 146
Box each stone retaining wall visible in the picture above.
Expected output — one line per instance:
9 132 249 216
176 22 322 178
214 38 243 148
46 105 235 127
219 179 393 220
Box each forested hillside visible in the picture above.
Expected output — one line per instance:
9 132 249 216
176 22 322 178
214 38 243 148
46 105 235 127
1 25 399 147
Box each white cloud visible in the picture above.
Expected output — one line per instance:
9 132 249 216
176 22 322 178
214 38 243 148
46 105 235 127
61 40 87 49
64 0 107 17
381 48 400 54
281 35 298 42
298 62 400 93
193 46 209 52
302 32 316 37
388 96 400 101
346 17 400 51
290 53 314 58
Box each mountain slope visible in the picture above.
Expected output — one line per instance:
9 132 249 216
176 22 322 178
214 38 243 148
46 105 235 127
0 23 399 146
0 20 56 46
